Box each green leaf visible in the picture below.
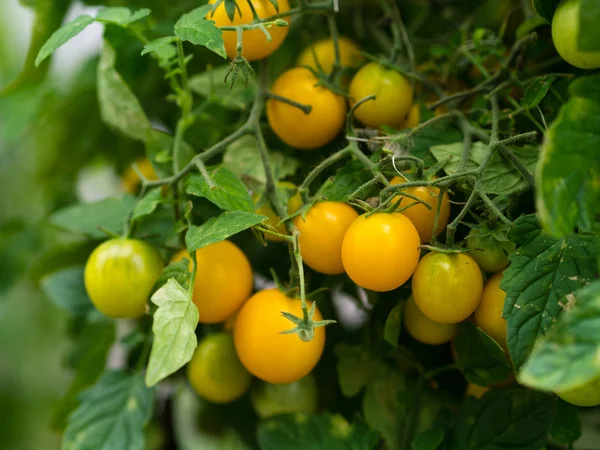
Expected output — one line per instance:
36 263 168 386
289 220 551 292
321 160 374 202
186 166 255 213
536 74 600 236
518 279 600 392
257 413 380 450
550 399 582 445
334 344 377 397
146 279 198 387
406 122 462 167
98 41 152 142
185 211 267 252
40 267 93 316
95 7 151 26
223 136 300 185
189 64 256 111
431 142 539 195
521 76 556 109
578 0 600 52
454 322 512 387
141 36 177 60
35 15 95 67
154 260 191 292
383 303 402 347
531 0 560 23
62 370 155 450
502 214 600 371
448 389 556 450
132 188 164 222
412 428 444 450
49 196 135 239
174 5 226 58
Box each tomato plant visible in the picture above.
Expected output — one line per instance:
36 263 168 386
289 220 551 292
3 0 600 448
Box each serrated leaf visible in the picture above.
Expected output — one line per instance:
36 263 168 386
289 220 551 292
98 41 152 142
578 0 600 52
174 6 226 58
95 7 151 26
454 323 512 386
532 0 560 23
448 389 555 450
501 214 600 371
257 413 380 450
185 211 267 252
146 279 198 387
132 188 163 222
141 36 177 60
412 428 444 450
536 74 600 236
186 166 254 213
40 267 93 316
521 76 556 109
62 370 155 450
35 15 95 67
49 196 136 239
518 279 600 392
335 344 377 397
189 64 256 111
550 399 581 445
383 303 402 347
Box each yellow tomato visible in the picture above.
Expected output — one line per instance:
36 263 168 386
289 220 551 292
341 213 421 292
187 333 252 403
403 295 457 345
254 182 303 242
390 177 452 243
234 289 326 384
412 252 483 324
555 375 600 407
207 0 290 61
474 272 508 350
84 239 164 319
122 158 158 194
297 36 364 74
172 240 253 324
465 383 489 399
401 104 421 129
294 201 358 275
349 62 413 129
267 67 347 149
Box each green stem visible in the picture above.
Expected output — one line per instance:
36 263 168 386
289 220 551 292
299 147 351 201
445 188 478 247
265 91 312 115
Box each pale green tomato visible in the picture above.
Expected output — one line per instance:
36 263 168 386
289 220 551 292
467 231 516 273
251 373 318 418
552 0 600 69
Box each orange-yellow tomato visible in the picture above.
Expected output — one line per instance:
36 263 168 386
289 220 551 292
207 0 290 61
403 295 457 345
267 68 347 149
122 158 158 194
412 252 483 324
390 177 452 243
294 201 358 275
341 213 421 292
84 239 164 319
297 36 364 74
172 240 252 324
234 289 326 384
349 62 413 129
254 182 303 242
474 272 508 350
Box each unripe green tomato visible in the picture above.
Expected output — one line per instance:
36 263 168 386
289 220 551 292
250 373 318 418
467 231 516 273
552 0 600 69
555 375 600 407
84 239 164 319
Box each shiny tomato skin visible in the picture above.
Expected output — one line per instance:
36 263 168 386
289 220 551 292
474 272 508 350
297 36 364 74
403 295 457 345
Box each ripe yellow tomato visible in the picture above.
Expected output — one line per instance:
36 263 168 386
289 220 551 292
294 201 358 275
403 295 457 345
84 239 164 319
254 182 303 242
172 240 253 324
207 0 290 61
341 213 421 292
122 158 158 194
187 333 252 403
555 375 600 407
234 289 326 384
349 62 413 129
390 177 451 243
474 272 508 350
251 373 318 418
552 0 600 70
465 383 489 399
297 36 364 74
267 68 347 149
412 252 483 324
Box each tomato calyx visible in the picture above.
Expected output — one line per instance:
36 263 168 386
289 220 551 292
280 301 336 343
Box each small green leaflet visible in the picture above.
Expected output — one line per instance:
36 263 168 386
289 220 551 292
531 0 560 23
154 260 191 292
174 5 226 58
141 36 178 60
62 370 155 450
40 267 93 316
132 188 163 222
146 279 198 387
186 166 255 213
189 65 256 111
518 279 600 392
521 75 557 109
335 344 378 397
185 211 267 252
321 160 374 202
383 303 402 347
501 215 600 371
95 7 151 26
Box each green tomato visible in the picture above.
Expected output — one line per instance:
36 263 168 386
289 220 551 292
250 373 318 418
467 231 516 273
555 375 600 407
552 0 600 69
